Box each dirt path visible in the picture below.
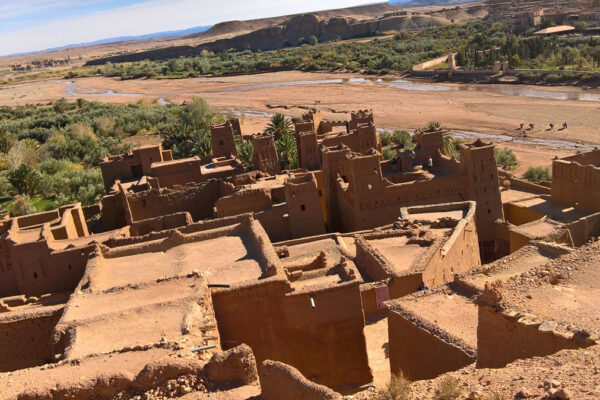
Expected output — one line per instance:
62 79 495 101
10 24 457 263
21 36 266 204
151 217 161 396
364 315 390 389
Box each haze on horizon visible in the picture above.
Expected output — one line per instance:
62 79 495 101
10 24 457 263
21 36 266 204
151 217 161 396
0 0 379 57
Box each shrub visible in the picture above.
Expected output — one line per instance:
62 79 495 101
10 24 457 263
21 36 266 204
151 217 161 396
434 377 461 400
392 130 413 149
376 373 411 400
523 166 551 182
308 35 319 46
7 164 39 196
494 148 517 169
379 132 392 146
9 195 34 217
382 147 394 160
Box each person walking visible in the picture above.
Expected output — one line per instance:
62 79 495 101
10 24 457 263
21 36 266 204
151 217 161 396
427 156 433 173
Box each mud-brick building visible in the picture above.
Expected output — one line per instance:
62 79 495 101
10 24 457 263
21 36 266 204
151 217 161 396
321 138 503 256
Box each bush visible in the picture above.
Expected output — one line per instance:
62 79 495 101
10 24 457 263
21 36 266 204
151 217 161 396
392 130 413 149
523 166 551 182
382 147 394 160
9 195 34 217
379 132 392 146
7 164 39 196
376 373 411 400
308 35 318 46
434 377 461 400
494 148 517 169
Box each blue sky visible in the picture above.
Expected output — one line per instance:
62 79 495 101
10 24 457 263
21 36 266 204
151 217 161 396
0 0 374 56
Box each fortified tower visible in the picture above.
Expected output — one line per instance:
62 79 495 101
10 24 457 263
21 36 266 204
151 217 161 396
284 173 326 238
460 139 504 251
252 134 280 175
211 120 238 158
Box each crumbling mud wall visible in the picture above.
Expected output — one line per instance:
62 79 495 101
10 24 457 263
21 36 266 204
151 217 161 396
260 360 342 400
476 305 594 368
212 282 372 389
215 189 273 218
150 158 203 188
130 212 193 236
126 180 225 222
0 306 64 372
388 307 475 380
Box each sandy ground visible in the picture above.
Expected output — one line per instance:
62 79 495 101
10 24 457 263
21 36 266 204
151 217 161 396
365 315 390 389
2 70 597 173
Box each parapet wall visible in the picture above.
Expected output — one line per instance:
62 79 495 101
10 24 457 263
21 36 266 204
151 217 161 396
388 304 476 380
476 305 593 368
552 159 600 213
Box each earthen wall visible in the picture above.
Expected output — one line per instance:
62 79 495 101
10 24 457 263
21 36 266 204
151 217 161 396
0 307 64 372
552 160 600 213
388 309 475 380
476 306 591 368
212 281 371 389
150 158 203 188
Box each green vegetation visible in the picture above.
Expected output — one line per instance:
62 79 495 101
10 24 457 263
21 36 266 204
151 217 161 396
265 113 293 141
376 373 411 400
379 132 392 147
382 147 394 161
443 136 463 160
523 166 551 182
494 147 518 170
0 98 185 216
4 21 600 87
392 130 413 150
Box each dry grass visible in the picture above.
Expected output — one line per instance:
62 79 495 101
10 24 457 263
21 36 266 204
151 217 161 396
376 373 411 400
434 377 461 400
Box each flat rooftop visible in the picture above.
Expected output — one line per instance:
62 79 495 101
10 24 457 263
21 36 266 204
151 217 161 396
96 232 263 290
56 276 214 360
392 288 478 349
367 235 433 274
508 196 589 223
461 243 570 292
498 241 600 337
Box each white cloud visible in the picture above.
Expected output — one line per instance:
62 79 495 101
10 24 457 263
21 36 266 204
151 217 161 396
0 0 371 56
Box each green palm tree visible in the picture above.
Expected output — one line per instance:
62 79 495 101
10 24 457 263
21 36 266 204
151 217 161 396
425 121 442 131
443 136 462 160
237 140 254 170
276 133 298 170
266 113 293 141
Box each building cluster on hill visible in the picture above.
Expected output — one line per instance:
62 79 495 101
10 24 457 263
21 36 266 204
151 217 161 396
1 109 599 399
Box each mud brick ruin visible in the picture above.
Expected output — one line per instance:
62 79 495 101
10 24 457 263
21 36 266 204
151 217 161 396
1 110 600 399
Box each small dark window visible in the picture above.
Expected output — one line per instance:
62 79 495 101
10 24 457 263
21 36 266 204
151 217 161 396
68 264 72 270
33 272 38 279
488 209 491 214
300 204 306 211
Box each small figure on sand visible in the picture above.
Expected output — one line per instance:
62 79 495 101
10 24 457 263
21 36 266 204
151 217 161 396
563 121 568 130
549 122 554 130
